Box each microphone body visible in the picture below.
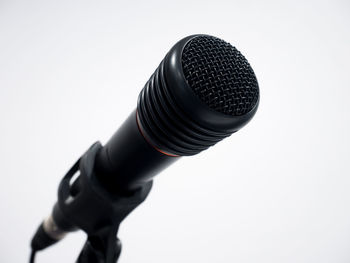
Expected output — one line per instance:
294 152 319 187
95 110 178 193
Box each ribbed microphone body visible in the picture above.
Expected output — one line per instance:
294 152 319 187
95 34 259 193
31 34 259 255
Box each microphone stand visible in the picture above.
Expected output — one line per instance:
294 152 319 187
54 142 152 263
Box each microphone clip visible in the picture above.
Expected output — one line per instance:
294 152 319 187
55 142 153 263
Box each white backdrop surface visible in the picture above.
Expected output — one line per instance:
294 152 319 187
0 0 350 262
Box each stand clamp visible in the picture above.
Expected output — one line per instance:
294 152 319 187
50 142 152 263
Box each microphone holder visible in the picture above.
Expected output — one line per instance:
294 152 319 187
55 142 152 263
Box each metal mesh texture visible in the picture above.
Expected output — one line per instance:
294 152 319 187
182 36 259 116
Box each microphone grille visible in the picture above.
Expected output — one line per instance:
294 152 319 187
182 35 259 116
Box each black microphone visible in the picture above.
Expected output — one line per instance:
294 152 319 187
95 34 259 192
30 34 259 259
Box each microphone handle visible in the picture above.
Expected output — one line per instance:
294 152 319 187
95 109 179 194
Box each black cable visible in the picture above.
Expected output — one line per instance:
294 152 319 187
29 250 37 263
30 222 59 263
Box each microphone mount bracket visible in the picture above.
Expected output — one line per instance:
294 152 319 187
55 142 153 263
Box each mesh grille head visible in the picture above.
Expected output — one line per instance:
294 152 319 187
181 35 259 116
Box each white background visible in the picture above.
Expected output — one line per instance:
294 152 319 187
0 0 349 262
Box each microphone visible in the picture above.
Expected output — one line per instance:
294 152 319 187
95 34 259 192
30 34 259 260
